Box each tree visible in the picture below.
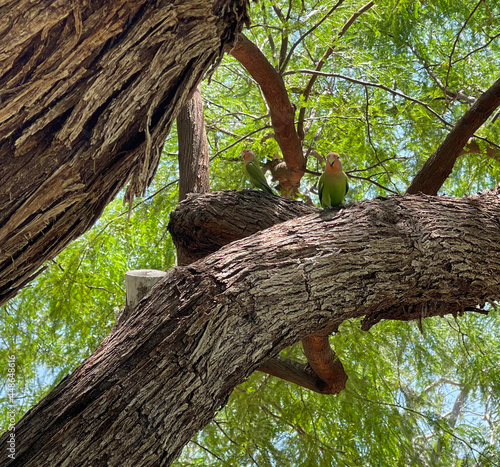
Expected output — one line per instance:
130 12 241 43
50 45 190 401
2 0 500 465
4 189 500 465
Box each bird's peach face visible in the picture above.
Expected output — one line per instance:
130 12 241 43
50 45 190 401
327 153 339 167
242 150 254 163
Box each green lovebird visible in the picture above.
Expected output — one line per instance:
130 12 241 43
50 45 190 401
318 152 349 208
242 149 275 194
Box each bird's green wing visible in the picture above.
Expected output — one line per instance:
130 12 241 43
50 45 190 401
318 176 325 207
246 161 274 193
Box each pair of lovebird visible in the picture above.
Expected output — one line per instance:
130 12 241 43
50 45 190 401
242 149 349 208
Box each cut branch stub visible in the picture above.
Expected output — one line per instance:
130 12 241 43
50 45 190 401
112 269 167 331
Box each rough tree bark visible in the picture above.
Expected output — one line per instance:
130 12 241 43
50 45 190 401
177 84 211 202
0 0 250 307
169 191 347 393
3 188 500 466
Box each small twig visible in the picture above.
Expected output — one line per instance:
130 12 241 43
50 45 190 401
351 156 408 173
407 42 476 105
348 174 400 194
451 31 500 65
190 440 225 462
444 0 485 100
280 0 347 73
287 69 453 127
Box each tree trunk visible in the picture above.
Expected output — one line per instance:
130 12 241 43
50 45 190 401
0 0 250 307
177 84 211 202
3 188 500 466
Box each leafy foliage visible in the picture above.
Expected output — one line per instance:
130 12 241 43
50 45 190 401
2 0 500 464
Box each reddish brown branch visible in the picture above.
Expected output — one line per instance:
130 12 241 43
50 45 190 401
301 334 347 394
406 77 500 195
230 33 304 192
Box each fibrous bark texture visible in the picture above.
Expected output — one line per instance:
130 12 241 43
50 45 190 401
4 188 500 466
0 0 250 306
169 190 346 394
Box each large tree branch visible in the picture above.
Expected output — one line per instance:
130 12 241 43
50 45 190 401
5 188 500 465
168 190 316 264
0 0 250 307
406 77 500 195
169 190 347 394
230 34 305 193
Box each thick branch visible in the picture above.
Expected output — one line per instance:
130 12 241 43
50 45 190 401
168 190 317 265
301 334 348 394
406 77 500 195
169 190 346 394
230 34 305 192
6 188 500 465
0 0 250 307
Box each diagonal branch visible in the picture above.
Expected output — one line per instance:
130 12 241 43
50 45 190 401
230 33 305 192
8 188 500 464
406 76 500 195
407 42 477 105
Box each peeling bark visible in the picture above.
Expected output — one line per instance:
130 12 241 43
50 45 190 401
4 188 500 465
0 0 250 306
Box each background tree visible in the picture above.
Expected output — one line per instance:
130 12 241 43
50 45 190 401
2 0 500 465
